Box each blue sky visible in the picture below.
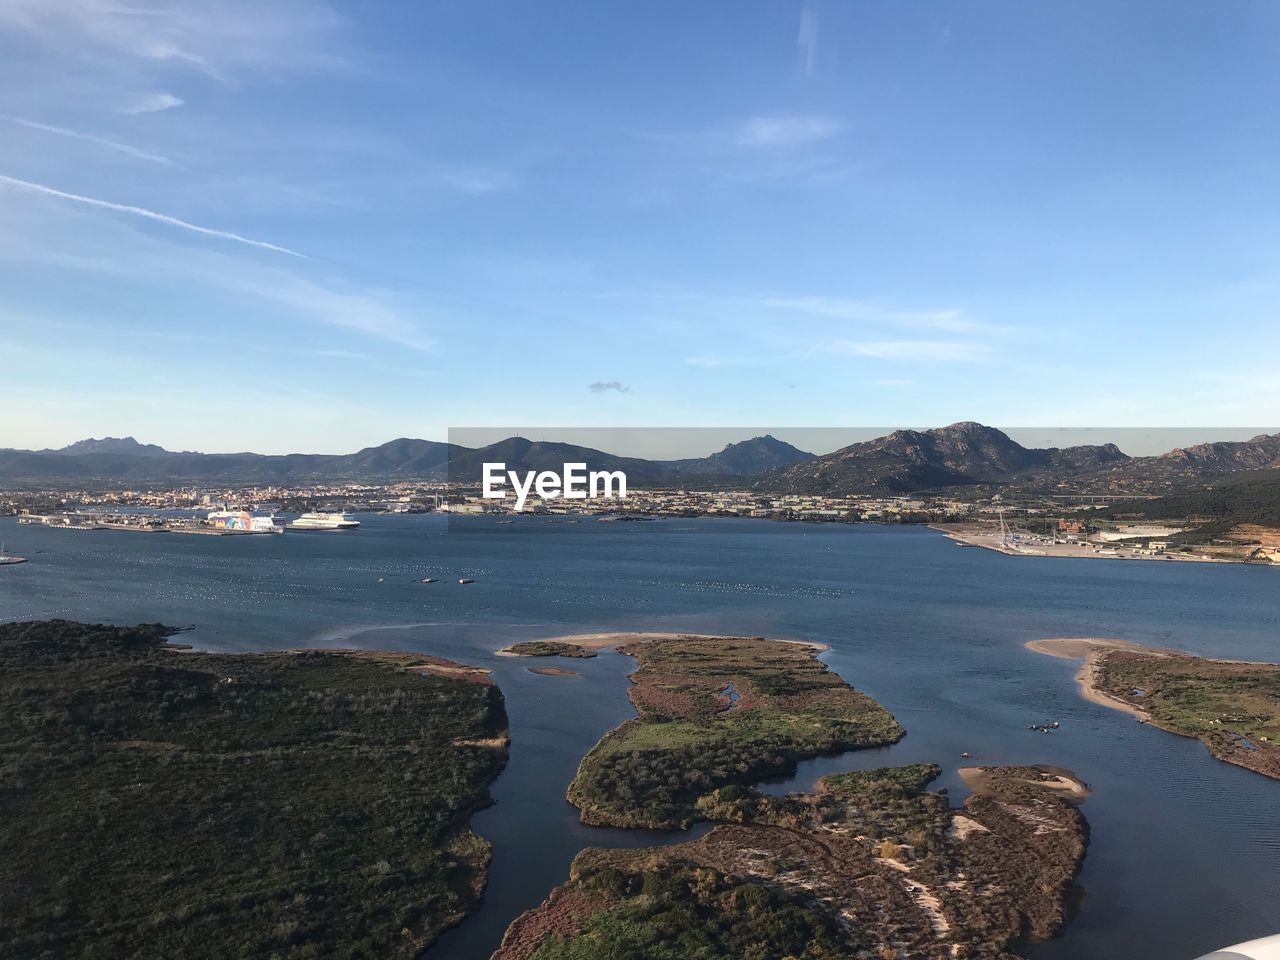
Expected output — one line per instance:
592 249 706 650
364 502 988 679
2 1 1278 454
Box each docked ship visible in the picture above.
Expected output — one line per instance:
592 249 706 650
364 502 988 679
288 511 360 530
205 510 287 534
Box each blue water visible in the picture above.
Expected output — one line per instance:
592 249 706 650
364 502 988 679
2 514 1278 959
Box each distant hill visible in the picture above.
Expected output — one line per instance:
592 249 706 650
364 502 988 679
0 438 458 484
762 422 1128 495
664 435 813 480
50 436 175 458
1049 431 1280 496
2 425 1277 493
447 438 669 486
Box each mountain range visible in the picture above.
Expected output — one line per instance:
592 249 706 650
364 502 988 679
1 425 1278 496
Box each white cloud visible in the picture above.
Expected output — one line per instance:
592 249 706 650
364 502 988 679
0 1 344 80
232 273 434 351
734 115 842 148
762 296 876 320
589 380 630 393
418 166 516 195
0 174 305 258
828 339 993 362
123 93 184 115
762 296 1005 335
1 114 170 164
684 356 755 368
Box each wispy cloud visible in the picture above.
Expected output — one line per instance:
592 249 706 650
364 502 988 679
0 174 306 258
0 1 345 80
589 380 630 393
417 166 516 196
828 340 992 362
1 114 171 164
122 93 184 115
762 297 1005 335
797 3 820 78
734 115 842 148
234 274 433 350
685 356 755 368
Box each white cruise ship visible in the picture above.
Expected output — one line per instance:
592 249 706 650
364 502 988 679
288 511 361 530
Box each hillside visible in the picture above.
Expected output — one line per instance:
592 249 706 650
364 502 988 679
664 434 814 479
0 434 808 487
3 425 1277 493
1097 471 1280 528
763 422 1128 495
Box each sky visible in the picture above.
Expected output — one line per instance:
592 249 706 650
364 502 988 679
2 0 1279 454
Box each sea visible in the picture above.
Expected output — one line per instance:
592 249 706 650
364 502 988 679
1 513 1277 960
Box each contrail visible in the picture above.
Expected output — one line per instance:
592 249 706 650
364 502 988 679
2 115 172 165
0 174 307 258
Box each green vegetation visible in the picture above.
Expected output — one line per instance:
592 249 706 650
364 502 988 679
1100 470 1280 530
817 762 941 797
1096 650 1280 779
504 640 597 658
0 619 508 960
566 636 904 829
526 863 851 960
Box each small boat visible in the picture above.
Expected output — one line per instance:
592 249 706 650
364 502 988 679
420 577 437 583
961 752 971 759
457 578 475 584
376 577 384 583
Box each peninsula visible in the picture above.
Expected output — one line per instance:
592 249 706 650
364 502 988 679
1028 637 1280 780
554 633 904 829
0 619 509 958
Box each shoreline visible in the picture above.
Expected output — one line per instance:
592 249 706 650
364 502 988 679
958 763 1091 802
1024 637 1169 721
496 631 829 657
932 523 1257 566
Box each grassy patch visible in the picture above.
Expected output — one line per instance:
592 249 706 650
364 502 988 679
1096 650 1280 778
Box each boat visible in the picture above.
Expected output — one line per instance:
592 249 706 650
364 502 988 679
205 511 286 534
0 544 27 565
288 511 361 530
457 578 475 584
420 577 438 583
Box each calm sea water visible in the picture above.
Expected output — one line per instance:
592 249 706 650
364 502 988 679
2 514 1278 959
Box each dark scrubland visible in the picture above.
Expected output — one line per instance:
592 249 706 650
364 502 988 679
498 763 1088 960
504 640 597 658
0 619 507 960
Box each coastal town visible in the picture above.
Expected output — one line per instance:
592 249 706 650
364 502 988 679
2 476 1276 564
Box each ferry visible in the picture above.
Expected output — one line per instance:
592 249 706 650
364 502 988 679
205 510 286 534
288 512 361 530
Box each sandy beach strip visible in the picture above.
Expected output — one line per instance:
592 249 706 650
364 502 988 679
1024 637 1172 720
958 764 1091 801
496 631 829 656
